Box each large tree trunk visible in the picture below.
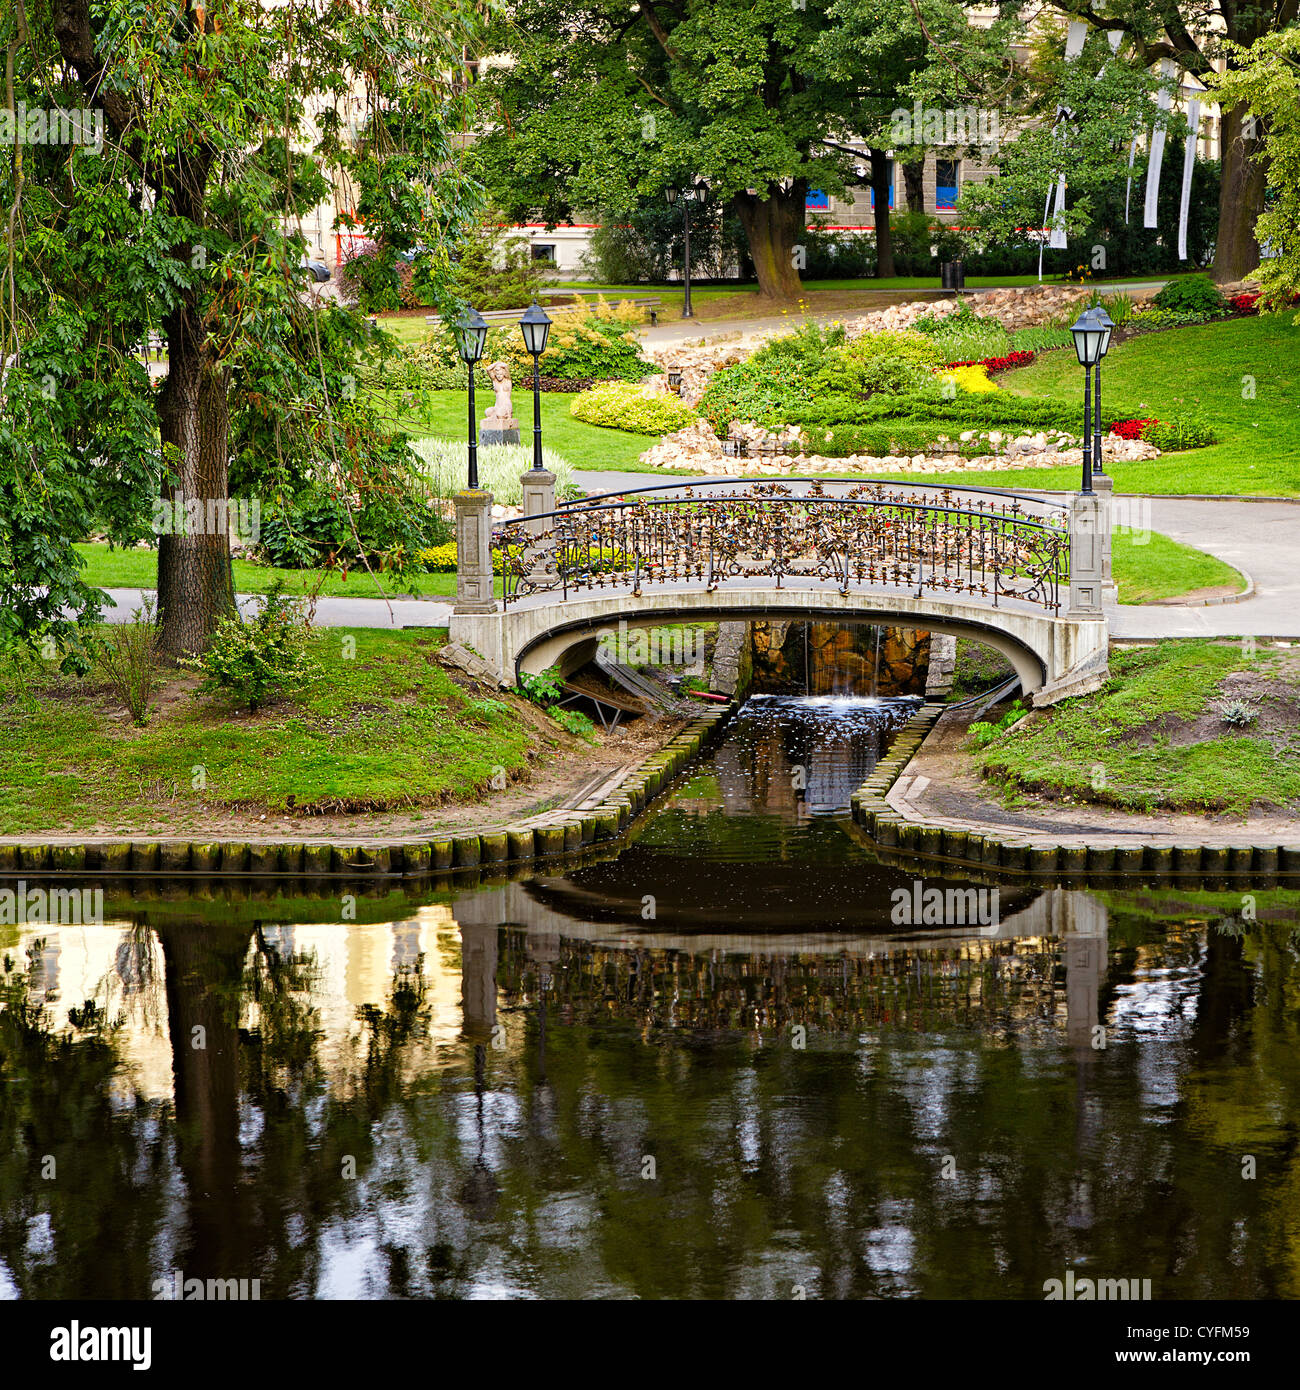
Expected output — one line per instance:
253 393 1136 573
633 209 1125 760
871 149 895 279
735 184 807 300
902 158 926 215
1211 100 1267 283
156 309 235 657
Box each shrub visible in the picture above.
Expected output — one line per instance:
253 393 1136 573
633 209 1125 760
417 541 505 574
547 705 596 740
910 301 1012 363
256 475 451 573
1141 419 1217 451
696 323 848 433
451 216 551 310
182 581 315 712
570 382 697 435
800 227 877 278
525 298 653 382
1217 696 1258 727
1129 305 1228 331
408 438 574 506
519 665 564 705
821 329 947 397
1229 291 1261 313
94 593 160 726
1153 274 1225 315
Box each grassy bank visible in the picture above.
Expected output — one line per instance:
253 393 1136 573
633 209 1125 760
925 315 1300 497
976 640 1300 814
0 629 545 833
1111 531 1245 603
374 388 680 473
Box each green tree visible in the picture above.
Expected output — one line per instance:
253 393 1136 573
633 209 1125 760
1044 0 1300 283
1211 28 1300 307
956 27 1182 255
472 0 865 300
1 0 481 660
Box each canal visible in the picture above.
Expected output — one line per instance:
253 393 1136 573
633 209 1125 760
2 692 1299 1300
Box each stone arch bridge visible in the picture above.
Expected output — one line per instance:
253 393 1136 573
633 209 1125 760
450 476 1110 706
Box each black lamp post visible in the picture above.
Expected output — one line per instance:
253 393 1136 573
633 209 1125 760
454 305 489 488
519 300 552 471
1070 308 1107 494
1090 305 1115 478
666 181 707 318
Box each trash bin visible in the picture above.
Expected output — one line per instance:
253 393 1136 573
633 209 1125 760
952 259 966 290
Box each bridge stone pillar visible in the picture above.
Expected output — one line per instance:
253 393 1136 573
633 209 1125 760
1092 474 1116 600
1066 491 1106 618
520 468 555 535
454 488 496 615
521 468 557 584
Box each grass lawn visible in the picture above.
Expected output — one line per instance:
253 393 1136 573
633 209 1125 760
0 629 547 832
74 543 476 600
1112 531 1245 604
976 639 1300 814
922 315 1300 497
373 388 684 473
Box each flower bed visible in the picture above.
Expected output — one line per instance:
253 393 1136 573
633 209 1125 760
946 350 1035 372
1110 418 1158 440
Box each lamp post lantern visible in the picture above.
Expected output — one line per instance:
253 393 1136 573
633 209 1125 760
1090 305 1115 478
454 305 489 489
519 300 552 471
1069 308 1107 494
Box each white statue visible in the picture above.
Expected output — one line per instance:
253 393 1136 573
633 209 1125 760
482 360 519 431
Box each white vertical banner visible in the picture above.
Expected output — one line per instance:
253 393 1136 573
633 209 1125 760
1125 135 1139 223
1107 30 1123 54
1177 98 1201 260
1044 21 1090 255
1144 58 1176 229
1049 175 1069 248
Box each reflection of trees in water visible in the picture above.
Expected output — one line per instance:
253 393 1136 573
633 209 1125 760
4 916 1300 1298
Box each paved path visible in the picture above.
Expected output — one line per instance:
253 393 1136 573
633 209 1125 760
99 587 453 629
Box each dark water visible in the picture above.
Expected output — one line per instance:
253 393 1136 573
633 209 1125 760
3 694 1300 1300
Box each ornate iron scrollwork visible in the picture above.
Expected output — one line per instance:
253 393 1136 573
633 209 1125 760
494 481 1067 614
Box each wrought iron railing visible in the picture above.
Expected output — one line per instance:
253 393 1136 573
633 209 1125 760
494 480 1069 614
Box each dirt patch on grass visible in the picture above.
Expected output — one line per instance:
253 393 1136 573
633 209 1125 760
1126 656 1300 753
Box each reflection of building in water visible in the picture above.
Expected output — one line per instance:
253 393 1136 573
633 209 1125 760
11 907 472 1104
18 923 173 1101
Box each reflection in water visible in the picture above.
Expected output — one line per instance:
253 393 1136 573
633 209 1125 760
2 696 1300 1300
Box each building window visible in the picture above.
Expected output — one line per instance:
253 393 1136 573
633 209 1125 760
936 159 960 211
805 189 830 210
531 243 557 264
868 166 895 211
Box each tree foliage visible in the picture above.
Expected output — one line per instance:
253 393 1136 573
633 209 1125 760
1 0 484 662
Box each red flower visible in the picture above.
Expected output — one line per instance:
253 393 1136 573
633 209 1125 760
1110 418 1157 440
944 350 1035 372
1229 292 1260 313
